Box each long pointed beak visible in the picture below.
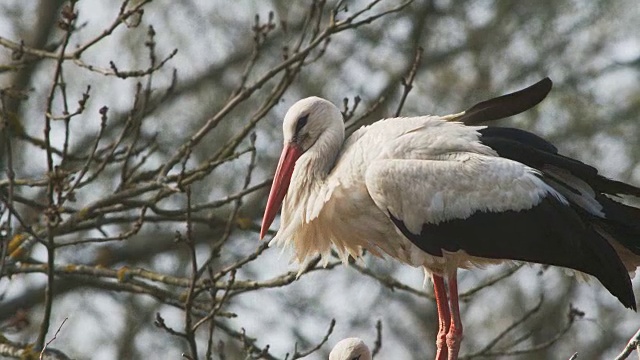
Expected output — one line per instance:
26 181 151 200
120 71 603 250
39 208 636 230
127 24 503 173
260 143 302 239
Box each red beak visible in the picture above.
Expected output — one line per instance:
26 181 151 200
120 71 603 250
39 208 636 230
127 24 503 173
260 143 303 239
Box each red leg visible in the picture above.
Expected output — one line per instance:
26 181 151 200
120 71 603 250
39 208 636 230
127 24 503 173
446 273 463 360
431 273 450 360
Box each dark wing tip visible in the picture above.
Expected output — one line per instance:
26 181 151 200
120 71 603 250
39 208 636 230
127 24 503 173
458 77 553 125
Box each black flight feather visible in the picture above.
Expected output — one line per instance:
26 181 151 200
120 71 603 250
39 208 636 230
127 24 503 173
457 78 553 125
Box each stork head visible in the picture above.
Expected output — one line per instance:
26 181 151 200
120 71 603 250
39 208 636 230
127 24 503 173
329 338 372 360
260 97 344 239
281 96 344 153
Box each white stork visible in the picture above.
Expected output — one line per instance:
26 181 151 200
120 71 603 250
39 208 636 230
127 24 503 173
329 338 371 360
260 78 640 360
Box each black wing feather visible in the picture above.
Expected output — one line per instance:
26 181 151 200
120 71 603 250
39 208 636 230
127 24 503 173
390 196 636 309
479 126 640 255
457 78 553 125
478 127 640 197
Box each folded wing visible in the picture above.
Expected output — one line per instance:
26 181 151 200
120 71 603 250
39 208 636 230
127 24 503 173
364 149 636 309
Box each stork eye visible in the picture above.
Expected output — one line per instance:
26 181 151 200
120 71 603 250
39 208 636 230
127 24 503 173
351 356 361 360
295 114 309 134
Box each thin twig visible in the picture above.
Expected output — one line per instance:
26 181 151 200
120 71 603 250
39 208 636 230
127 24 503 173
290 319 336 359
0 90 15 277
394 46 423 117
459 264 524 300
371 320 383 358
182 187 199 360
40 317 68 360
462 295 544 358
345 95 386 132
192 271 237 333
37 0 78 348
213 321 279 360
615 328 640 360
350 262 433 300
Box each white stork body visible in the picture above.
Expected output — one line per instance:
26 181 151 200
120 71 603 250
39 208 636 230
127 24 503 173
271 112 564 273
261 79 640 360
